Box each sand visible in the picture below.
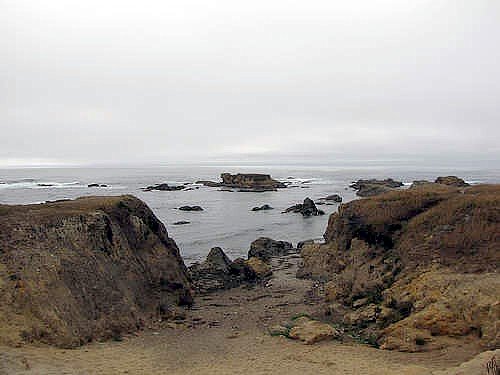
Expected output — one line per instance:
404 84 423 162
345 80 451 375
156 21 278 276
0 254 484 375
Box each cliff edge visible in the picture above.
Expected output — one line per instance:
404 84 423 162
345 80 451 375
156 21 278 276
0 195 192 348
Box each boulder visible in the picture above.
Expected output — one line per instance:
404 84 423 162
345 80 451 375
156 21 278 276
288 317 341 344
178 205 203 211
245 257 272 278
435 176 469 187
0 195 192 348
283 198 325 217
188 248 259 293
248 237 293 262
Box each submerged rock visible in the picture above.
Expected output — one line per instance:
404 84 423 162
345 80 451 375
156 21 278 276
248 237 294 262
143 183 185 191
322 194 343 202
251 204 274 211
173 221 190 225
283 198 325 217
178 205 203 211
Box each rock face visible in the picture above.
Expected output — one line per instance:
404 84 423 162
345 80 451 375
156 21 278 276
0 195 192 348
198 173 286 192
298 184 500 352
143 183 185 191
188 247 270 293
435 175 470 187
350 178 403 197
283 198 325 217
248 237 294 262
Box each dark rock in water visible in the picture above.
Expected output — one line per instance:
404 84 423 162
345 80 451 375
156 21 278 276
297 239 315 249
188 248 260 293
199 173 285 192
87 183 100 188
196 180 222 187
0 195 192 348
252 204 274 211
173 221 190 225
435 176 469 187
178 205 203 212
283 198 325 217
218 188 234 192
350 178 403 197
323 194 343 203
100 184 108 187
248 237 293 262
37 183 55 187
143 183 185 192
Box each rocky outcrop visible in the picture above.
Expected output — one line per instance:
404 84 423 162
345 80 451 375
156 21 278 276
0 195 192 348
198 173 286 192
298 184 500 351
283 198 325 217
188 247 274 293
350 178 403 197
435 175 470 187
248 237 294 262
143 183 185 191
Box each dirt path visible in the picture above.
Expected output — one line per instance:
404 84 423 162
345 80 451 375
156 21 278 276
0 254 481 375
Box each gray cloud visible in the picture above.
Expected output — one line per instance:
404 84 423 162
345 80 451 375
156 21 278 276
1 0 499 165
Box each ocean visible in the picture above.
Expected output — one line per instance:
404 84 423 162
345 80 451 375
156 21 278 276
1 161 499 264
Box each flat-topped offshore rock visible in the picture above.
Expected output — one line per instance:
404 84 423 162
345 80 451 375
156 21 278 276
143 183 185 191
0 195 192 348
435 175 470 187
198 173 286 192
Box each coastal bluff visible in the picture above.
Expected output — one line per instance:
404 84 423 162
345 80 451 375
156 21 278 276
0 195 192 348
298 183 500 352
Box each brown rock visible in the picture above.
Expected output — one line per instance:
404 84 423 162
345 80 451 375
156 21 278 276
288 317 340 344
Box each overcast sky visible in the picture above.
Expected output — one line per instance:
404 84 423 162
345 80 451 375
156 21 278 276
1 0 499 166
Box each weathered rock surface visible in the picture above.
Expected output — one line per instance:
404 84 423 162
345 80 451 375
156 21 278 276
298 184 500 351
188 248 267 294
283 198 325 217
288 316 341 344
245 257 272 278
198 173 286 192
248 237 294 262
143 183 185 191
0 195 192 348
350 178 403 197
435 175 470 187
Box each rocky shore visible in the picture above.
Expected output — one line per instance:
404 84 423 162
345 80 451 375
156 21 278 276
0 180 498 374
